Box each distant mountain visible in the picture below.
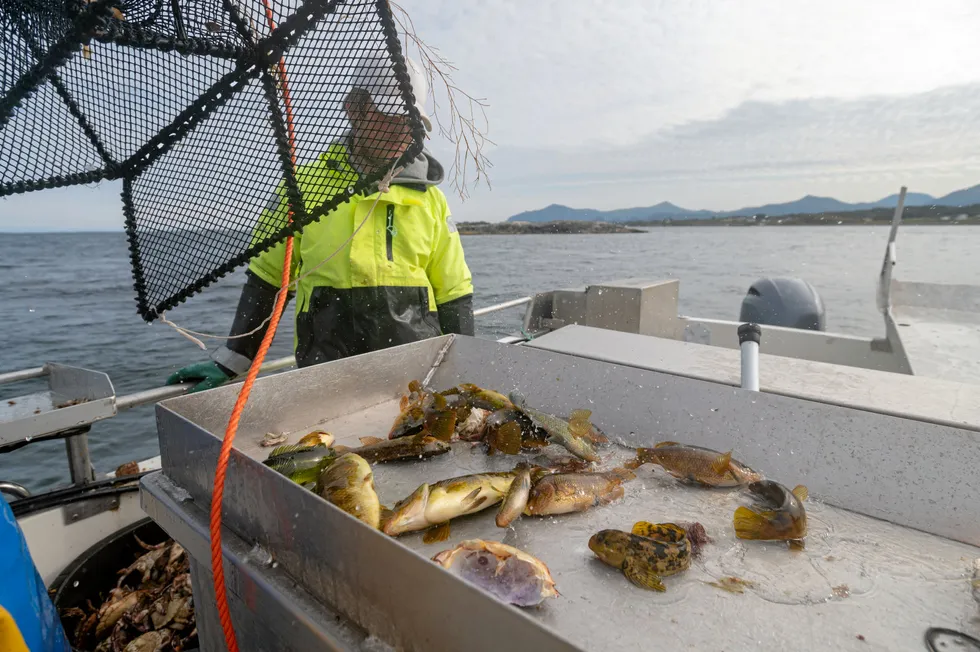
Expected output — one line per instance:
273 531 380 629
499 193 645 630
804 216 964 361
508 202 712 223
506 184 979 223
720 195 853 218
861 192 935 209
935 184 980 206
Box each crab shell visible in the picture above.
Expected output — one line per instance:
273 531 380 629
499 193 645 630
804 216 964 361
431 539 559 607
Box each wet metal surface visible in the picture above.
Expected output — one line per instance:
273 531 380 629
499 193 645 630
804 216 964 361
155 334 980 651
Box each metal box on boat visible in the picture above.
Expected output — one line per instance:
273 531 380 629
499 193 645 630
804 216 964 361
140 332 980 651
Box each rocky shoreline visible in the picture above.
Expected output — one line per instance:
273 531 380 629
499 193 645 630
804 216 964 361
456 220 644 235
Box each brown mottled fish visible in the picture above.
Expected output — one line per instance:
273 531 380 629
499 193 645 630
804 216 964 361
589 524 691 591
347 434 451 464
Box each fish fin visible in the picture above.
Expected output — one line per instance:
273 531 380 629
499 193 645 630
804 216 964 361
622 457 643 471
569 409 592 421
632 522 687 542
494 421 523 455
332 444 352 454
359 436 384 446
611 466 636 481
733 506 770 540
424 410 457 442
631 521 658 537
788 539 806 552
299 430 333 447
623 559 666 592
654 441 680 448
422 522 451 544
265 442 307 459
461 487 484 509
408 380 422 393
567 418 591 439
711 451 733 475
468 495 489 511
792 485 809 502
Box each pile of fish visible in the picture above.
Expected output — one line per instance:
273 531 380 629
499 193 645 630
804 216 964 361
262 381 809 604
59 536 196 652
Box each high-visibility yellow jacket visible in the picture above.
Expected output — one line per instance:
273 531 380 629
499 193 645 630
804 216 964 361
212 137 474 372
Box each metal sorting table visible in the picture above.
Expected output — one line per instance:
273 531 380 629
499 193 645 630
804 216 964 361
0 363 116 447
141 333 980 652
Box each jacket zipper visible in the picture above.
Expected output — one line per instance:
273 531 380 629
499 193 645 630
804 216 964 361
385 205 395 262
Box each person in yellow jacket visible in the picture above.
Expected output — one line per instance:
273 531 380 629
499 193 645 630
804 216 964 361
167 55 474 392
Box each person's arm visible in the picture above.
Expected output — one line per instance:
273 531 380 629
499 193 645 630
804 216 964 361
211 188 302 374
167 187 302 392
425 192 475 336
209 271 294 375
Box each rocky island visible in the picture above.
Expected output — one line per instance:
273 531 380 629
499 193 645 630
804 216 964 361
456 220 644 235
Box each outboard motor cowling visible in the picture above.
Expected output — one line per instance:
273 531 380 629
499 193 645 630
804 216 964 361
739 277 826 331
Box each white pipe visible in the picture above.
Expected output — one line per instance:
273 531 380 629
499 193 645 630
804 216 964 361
0 366 47 384
474 296 531 316
738 323 761 391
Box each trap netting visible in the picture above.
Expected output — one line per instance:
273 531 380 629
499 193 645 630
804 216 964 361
1 0 426 321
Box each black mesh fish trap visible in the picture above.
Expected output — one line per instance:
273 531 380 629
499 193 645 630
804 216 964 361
1 0 426 321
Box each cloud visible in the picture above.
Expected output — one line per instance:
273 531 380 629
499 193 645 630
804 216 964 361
3 0 980 229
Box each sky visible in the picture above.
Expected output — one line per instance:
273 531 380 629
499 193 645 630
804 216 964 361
3 0 980 230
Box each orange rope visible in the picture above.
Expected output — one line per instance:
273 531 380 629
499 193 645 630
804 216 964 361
209 5 300 651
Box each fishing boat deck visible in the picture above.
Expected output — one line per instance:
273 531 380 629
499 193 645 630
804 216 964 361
890 281 980 386
145 333 980 652
522 324 980 430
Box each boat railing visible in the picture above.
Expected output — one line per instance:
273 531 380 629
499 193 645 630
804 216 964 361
0 297 532 501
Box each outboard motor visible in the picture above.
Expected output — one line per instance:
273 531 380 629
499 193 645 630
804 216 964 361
739 277 826 331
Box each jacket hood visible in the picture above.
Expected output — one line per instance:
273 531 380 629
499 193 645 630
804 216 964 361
393 148 445 190
342 131 444 191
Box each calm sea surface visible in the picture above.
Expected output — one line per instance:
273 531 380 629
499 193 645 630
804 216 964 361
1 226 977 492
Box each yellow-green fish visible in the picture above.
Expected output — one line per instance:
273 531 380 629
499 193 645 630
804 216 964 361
509 392 600 462
588 524 691 591
263 444 336 487
733 480 808 548
626 442 761 487
316 453 381 529
382 470 517 539
524 468 634 516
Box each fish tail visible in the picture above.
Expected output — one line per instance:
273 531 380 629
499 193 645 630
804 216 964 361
424 409 457 441
491 420 523 455
733 506 769 540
